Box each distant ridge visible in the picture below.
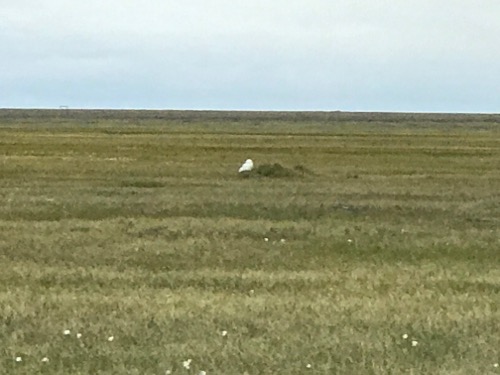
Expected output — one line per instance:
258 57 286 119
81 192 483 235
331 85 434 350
0 108 498 123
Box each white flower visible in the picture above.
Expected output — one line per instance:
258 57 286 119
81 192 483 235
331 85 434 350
306 363 312 369
280 238 286 243
264 237 269 242
494 363 499 368
76 333 82 339
15 356 22 362
108 336 114 342
347 239 353 243
41 357 49 363
182 359 192 369
63 329 71 335
199 371 207 375
165 370 172 374
221 330 228 337
402 334 408 339
411 340 418 347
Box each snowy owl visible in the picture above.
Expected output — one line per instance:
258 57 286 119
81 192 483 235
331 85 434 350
238 159 254 173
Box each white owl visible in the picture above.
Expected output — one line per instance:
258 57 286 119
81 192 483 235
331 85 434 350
238 159 254 173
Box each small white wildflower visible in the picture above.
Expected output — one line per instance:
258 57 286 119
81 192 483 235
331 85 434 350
15 356 22 362
182 359 192 369
306 363 312 369
41 357 49 363
347 239 353 244
402 334 408 339
221 330 228 337
63 329 71 335
76 333 82 339
199 371 207 375
249 289 255 295
494 363 499 368
108 336 114 342
264 237 269 242
280 238 286 243
411 340 418 347
165 370 172 375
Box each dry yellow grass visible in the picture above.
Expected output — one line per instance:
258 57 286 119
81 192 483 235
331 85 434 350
0 110 499 374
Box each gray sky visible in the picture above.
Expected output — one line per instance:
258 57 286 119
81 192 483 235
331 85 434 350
2 0 499 112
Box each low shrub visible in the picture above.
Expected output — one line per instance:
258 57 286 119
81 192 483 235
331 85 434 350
254 163 296 178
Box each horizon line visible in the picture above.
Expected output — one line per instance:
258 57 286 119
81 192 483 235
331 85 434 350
1 107 499 115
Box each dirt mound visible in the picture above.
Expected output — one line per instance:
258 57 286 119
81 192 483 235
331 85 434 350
254 163 296 178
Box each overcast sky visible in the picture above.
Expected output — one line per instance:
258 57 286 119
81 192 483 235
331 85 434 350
1 1 499 112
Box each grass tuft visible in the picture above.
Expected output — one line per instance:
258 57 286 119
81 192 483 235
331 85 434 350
254 163 296 178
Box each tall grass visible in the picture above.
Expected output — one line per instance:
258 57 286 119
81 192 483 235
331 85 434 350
0 110 499 374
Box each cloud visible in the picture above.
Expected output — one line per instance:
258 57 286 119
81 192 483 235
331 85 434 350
1 0 499 111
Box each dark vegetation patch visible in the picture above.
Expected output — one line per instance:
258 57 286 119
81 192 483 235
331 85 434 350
120 180 166 188
254 163 296 178
2 201 369 222
251 163 315 178
1 108 499 125
0 200 470 225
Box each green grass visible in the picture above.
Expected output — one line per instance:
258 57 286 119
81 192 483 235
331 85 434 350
0 109 499 374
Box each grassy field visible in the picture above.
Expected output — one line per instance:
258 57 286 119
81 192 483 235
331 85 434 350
0 109 499 374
